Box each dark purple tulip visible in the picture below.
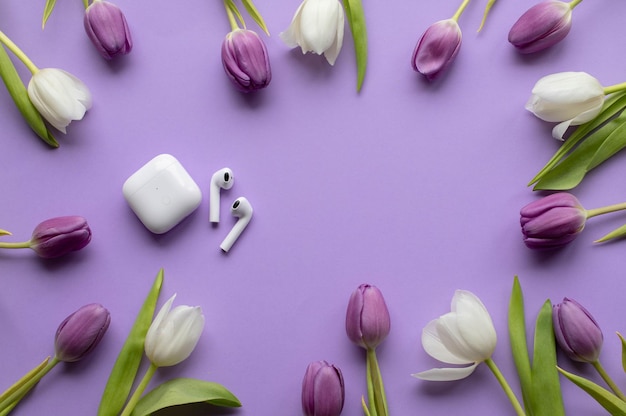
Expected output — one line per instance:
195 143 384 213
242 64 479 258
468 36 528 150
346 284 391 350
508 0 572 54
520 193 586 249
411 19 462 81
30 216 92 258
553 298 603 363
84 0 133 60
222 29 271 93
55 303 111 362
302 361 345 416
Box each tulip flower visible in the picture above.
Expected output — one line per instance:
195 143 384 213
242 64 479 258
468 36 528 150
508 0 580 54
0 216 91 258
414 290 525 415
526 72 626 140
120 294 204 416
411 0 469 81
84 0 133 60
280 0 345 65
302 361 345 416
520 193 626 249
345 284 389 416
553 298 626 400
222 29 271 93
0 303 110 413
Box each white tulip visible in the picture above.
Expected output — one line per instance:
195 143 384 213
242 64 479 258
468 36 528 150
525 71 604 140
27 68 92 134
412 290 497 381
144 294 205 367
280 0 345 65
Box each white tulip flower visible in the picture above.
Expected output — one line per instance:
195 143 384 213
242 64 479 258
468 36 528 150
280 0 345 65
412 290 497 381
144 294 205 367
27 68 92 134
525 71 604 140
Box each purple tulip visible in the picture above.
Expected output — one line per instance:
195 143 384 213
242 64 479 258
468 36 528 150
55 303 111 363
553 298 603 363
222 29 271 93
302 361 345 416
520 193 587 249
411 19 462 81
508 0 572 54
84 0 133 60
346 284 391 350
30 216 92 258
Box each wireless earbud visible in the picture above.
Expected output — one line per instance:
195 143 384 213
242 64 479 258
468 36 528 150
220 197 253 252
209 168 234 223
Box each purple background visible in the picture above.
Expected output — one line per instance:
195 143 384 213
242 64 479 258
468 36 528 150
2 0 626 415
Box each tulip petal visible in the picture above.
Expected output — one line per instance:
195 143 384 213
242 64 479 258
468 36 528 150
280 1 306 48
422 319 472 365
453 291 497 361
411 363 478 381
322 6 344 65
299 0 342 54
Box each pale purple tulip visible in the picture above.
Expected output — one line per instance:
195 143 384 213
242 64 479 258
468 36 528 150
302 361 345 416
508 0 573 54
553 298 603 363
222 29 271 93
55 303 111 362
520 193 587 249
84 0 133 60
346 284 390 350
411 19 462 81
30 216 92 258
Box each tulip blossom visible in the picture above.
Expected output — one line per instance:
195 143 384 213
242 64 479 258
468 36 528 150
0 216 91 258
302 361 345 416
27 68 92 133
411 0 469 81
222 29 271 93
508 0 580 54
280 0 345 65
84 0 133 60
553 298 626 400
0 303 110 413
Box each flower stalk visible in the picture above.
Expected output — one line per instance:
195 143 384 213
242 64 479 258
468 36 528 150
366 348 388 416
119 363 158 416
590 360 626 401
0 31 38 74
451 0 470 22
0 358 59 413
484 358 526 416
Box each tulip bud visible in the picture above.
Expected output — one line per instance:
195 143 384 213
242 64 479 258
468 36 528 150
508 0 572 54
553 298 603 363
346 284 390 350
222 29 271 93
84 0 133 60
411 19 462 81
55 303 111 362
144 294 205 367
520 193 587 249
302 361 345 416
30 216 92 258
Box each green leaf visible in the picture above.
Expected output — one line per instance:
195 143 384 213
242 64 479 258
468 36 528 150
508 276 533 414
0 45 58 148
97 269 164 416
530 300 564 416
595 223 626 243
130 378 241 416
533 111 626 190
42 0 58 29
617 333 626 373
343 0 368 92
240 0 269 35
558 367 626 415
529 91 626 186
587 117 626 170
477 0 497 32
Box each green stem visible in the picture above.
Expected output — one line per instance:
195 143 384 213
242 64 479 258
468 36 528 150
451 0 471 22
484 358 527 416
477 0 496 32
119 363 158 416
83 0 90 9
223 0 240 31
592 360 626 402
0 31 38 75
568 0 583 9
0 357 59 413
0 241 31 249
366 348 388 416
0 357 50 405
586 202 626 218
604 82 626 96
